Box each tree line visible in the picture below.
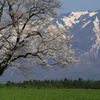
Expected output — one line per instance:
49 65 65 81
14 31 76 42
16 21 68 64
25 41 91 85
1 78 100 89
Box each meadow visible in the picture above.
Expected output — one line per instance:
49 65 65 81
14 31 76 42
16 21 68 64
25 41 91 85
0 87 100 100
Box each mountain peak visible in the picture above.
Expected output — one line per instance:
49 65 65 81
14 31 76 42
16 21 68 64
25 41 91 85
54 10 100 73
54 10 100 28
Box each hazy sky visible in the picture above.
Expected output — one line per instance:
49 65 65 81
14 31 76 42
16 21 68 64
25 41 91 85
59 0 100 13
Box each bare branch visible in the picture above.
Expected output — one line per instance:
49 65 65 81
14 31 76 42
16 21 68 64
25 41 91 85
0 0 75 76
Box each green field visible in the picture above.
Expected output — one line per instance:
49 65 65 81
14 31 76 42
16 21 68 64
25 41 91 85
0 87 100 100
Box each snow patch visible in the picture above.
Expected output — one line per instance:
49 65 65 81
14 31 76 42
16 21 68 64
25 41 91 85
89 12 97 17
93 17 100 33
70 11 89 18
82 20 91 29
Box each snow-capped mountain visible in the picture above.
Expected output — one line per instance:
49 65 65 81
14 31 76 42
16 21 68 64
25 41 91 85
53 10 100 56
50 10 100 80
0 10 100 83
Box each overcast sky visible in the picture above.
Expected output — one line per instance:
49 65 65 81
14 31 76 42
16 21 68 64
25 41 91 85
59 0 100 13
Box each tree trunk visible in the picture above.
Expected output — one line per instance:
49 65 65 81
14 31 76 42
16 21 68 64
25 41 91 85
0 54 13 76
0 65 7 76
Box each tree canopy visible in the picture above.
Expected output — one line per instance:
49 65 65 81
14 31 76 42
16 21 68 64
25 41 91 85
0 0 75 76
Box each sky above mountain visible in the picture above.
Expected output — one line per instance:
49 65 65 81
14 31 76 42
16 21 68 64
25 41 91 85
59 0 100 13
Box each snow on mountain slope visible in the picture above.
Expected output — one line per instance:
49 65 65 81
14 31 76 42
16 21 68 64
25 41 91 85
54 11 97 28
51 10 100 80
54 10 100 54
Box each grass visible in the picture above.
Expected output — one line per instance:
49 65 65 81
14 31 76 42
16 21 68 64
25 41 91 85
0 87 100 100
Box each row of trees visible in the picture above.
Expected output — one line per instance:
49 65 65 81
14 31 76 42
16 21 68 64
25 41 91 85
3 78 100 89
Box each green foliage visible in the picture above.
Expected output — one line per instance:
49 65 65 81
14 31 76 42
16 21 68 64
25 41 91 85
1 78 100 89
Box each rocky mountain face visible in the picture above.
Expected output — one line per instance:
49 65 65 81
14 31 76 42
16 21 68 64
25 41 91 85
54 11 100 54
0 10 100 82
51 10 100 80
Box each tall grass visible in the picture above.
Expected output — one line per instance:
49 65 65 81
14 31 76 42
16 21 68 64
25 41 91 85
0 87 100 100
